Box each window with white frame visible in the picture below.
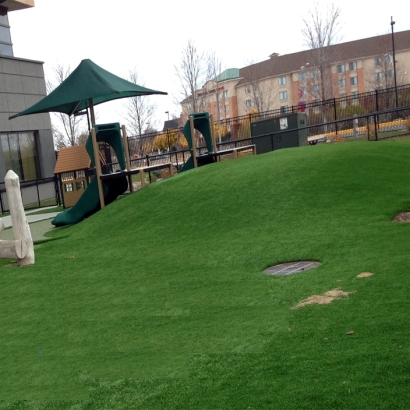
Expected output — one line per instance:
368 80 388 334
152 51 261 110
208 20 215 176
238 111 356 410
245 85 251 94
350 76 358 85
223 90 228 99
374 57 382 67
339 78 346 88
375 72 383 81
225 104 229 113
278 76 286 85
337 64 345 73
298 72 306 82
279 91 288 100
245 99 252 107
310 69 319 79
312 84 320 93
349 61 357 71
280 105 288 113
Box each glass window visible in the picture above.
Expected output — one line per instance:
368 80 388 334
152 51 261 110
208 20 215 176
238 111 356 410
245 99 252 107
245 86 251 94
280 105 288 113
375 72 383 81
225 104 229 113
349 61 357 71
64 183 74 192
223 90 228 99
339 79 346 88
298 72 306 82
76 181 85 190
279 91 288 100
1 132 40 181
310 70 319 79
278 76 286 85
337 64 345 73
350 76 358 85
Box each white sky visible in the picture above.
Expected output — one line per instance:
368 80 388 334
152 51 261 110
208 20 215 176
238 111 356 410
8 0 410 130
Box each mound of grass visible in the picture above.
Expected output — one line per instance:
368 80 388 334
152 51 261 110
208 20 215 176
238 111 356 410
1 142 410 408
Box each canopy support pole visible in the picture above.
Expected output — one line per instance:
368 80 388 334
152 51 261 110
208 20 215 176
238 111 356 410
91 127 105 209
88 98 96 126
121 125 133 193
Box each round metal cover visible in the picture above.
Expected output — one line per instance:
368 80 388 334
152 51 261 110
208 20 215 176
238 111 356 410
264 261 321 276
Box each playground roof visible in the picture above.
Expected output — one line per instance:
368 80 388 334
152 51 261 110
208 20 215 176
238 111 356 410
9 59 167 119
54 144 106 174
54 145 90 174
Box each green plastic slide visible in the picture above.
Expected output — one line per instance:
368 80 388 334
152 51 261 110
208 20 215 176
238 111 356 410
52 175 127 227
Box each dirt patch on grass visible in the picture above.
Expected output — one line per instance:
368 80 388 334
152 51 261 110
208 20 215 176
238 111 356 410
393 212 410 222
292 288 353 309
356 272 373 278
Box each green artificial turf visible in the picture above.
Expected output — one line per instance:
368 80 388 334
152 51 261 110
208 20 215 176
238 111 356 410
1 141 410 408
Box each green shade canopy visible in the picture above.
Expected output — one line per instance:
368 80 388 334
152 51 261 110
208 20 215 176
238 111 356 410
9 59 167 120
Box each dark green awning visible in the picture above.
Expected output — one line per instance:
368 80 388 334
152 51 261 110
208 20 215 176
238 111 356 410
9 59 167 119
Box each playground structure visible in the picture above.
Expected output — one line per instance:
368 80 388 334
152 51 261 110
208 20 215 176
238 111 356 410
0 170 34 266
180 112 256 173
52 123 129 227
52 122 175 226
52 112 256 227
54 144 99 208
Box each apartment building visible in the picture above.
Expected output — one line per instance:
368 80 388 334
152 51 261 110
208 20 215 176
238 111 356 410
181 30 410 119
0 0 55 182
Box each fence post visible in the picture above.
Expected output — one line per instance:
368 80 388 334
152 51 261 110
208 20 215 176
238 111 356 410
54 176 61 206
374 114 378 141
0 187 4 214
333 98 338 136
375 89 379 112
36 180 40 208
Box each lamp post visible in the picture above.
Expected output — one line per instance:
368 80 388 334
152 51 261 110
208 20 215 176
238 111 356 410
391 16 398 108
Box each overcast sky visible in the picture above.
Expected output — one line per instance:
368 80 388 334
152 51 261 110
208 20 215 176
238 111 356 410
8 0 410 130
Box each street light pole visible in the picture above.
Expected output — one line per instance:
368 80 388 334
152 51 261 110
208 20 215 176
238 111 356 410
391 16 399 108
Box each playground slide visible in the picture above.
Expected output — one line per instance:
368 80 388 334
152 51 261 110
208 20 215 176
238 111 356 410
52 175 128 227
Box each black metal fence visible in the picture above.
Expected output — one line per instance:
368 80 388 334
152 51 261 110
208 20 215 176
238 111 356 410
0 176 62 214
108 105 410 176
126 83 410 157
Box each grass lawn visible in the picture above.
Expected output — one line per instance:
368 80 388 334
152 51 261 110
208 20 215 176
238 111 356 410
1 141 410 408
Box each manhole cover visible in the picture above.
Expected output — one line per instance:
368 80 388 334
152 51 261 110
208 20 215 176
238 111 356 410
264 261 321 276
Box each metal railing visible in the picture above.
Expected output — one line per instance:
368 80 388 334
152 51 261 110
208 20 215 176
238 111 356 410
107 105 410 176
0 176 62 214
125 83 410 157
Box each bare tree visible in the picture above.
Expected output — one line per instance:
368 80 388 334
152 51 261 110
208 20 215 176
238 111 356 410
241 59 274 113
301 2 343 101
175 39 208 116
47 64 88 150
366 34 407 91
202 51 226 141
122 68 158 137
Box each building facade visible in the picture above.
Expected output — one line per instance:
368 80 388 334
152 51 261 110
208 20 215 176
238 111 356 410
0 0 55 182
181 30 410 120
